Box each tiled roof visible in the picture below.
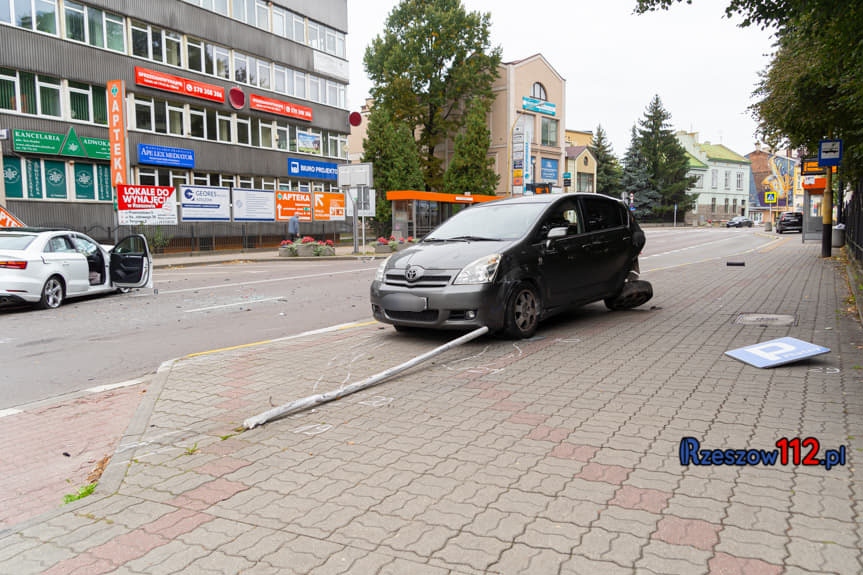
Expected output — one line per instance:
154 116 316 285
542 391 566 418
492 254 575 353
566 145 591 158
701 143 750 165
686 152 709 170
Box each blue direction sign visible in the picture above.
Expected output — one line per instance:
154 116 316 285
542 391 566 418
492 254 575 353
818 139 842 167
725 337 830 368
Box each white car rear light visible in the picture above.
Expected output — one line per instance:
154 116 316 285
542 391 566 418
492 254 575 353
0 260 27 269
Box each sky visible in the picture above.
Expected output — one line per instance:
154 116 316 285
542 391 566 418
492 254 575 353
345 0 777 160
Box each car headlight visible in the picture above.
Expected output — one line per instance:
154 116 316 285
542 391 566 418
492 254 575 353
454 254 501 285
374 256 391 282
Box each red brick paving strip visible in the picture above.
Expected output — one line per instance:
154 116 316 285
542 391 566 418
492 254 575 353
550 443 598 462
141 508 214 539
652 516 720 550
609 485 672 514
707 552 783 575
0 387 145 529
575 462 632 485
527 425 571 442
169 478 250 511
507 412 548 426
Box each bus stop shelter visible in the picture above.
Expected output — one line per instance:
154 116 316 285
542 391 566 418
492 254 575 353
386 190 499 238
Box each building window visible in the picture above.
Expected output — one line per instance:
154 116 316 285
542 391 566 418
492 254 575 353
724 170 730 190
711 198 716 213
711 169 718 189
309 75 321 102
724 198 729 213
273 65 287 93
216 111 231 142
68 81 106 124
732 199 738 213
693 173 703 188
213 45 230 80
256 59 270 89
540 117 558 147
189 106 206 138
164 31 182 67
294 71 306 99
236 116 250 145
292 12 305 42
6 0 57 34
259 120 273 148
0 68 17 111
65 3 123 52
219 174 234 187
577 173 594 193
236 175 253 188
736 172 743 190
531 82 547 101
233 52 248 84
134 96 154 131
272 6 286 37
254 0 268 29
29 74 61 116
308 22 321 50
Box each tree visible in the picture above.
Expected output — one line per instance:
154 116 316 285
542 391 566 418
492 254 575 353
621 126 662 219
635 0 863 179
442 99 499 195
590 124 622 197
364 0 502 192
361 106 424 237
637 95 696 219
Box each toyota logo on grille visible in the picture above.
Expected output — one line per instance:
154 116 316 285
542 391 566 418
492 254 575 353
405 266 424 281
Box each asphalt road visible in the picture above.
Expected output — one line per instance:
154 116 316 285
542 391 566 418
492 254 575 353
0 227 775 408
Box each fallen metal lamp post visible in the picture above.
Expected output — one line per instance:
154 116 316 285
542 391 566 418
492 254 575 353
243 325 490 429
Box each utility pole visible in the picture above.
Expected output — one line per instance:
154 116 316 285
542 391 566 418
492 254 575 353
822 165 833 258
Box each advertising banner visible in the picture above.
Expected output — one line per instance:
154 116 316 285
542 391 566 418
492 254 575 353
249 94 313 122
107 80 128 186
74 164 96 200
44 160 67 199
287 158 338 181
138 144 195 168
179 186 230 221
522 96 556 116
313 192 345 221
117 185 177 225
233 188 275 222
134 67 224 103
541 158 558 181
296 131 321 155
275 190 312 222
3 157 23 199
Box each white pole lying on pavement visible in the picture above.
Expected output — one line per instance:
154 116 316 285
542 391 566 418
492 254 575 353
243 325 490 429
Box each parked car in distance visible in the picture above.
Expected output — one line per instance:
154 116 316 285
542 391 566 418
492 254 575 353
776 212 803 234
0 229 153 309
726 216 754 228
370 193 653 339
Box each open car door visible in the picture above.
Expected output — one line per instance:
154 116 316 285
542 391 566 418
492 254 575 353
110 234 153 289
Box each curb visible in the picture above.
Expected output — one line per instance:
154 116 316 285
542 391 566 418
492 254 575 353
154 254 386 269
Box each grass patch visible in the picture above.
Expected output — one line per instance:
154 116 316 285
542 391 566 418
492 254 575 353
63 483 97 505
183 442 199 456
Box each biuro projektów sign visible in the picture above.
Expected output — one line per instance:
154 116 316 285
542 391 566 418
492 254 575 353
116 185 178 226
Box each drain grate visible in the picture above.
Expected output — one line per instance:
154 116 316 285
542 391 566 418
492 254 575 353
734 313 797 326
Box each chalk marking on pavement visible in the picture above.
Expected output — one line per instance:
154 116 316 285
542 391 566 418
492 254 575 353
183 319 378 358
184 296 287 313
84 378 145 394
136 267 377 296
0 408 23 419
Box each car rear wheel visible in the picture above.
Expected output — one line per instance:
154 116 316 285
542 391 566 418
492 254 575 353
37 276 65 309
605 280 653 311
503 282 539 339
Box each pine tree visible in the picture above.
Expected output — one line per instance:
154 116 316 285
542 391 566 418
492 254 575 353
590 124 622 197
621 125 662 220
362 106 424 236
442 100 499 195
637 95 696 219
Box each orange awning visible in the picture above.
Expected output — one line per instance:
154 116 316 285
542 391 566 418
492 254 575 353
386 190 500 204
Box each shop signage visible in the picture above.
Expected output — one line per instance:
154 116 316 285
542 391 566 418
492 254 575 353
275 190 312 222
179 185 230 221
541 158 558 181
134 66 225 103
138 144 195 168
249 94 313 122
117 184 177 225
26 158 42 199
313 192 345 221
3 157 23 199
81 137 110 160
233 188 275 222
287 158 338 181
107 79 128 186
12 128 110 161
522 96 556 116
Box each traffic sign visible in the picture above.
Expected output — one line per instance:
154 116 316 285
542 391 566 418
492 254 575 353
818 139 842 167
725 337 830 368
765 191 777 204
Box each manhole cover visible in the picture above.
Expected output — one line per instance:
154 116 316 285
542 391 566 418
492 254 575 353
735 313 797 326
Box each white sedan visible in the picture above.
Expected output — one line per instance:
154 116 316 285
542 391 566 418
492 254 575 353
0 229 153 309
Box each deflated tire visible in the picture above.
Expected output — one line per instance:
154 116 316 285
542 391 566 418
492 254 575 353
605 280 653 311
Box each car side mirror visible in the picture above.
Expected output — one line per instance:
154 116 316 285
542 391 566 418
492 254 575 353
545 226 567 249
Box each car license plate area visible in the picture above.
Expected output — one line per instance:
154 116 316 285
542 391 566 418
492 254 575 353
381 293 428 312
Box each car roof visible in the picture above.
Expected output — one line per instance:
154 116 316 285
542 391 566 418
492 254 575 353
477 193 624 206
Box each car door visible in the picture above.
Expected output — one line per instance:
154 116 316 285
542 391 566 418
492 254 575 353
42 234 89 295
70 234 108 292
577 196 631 297
109 235 153 288
533 198 595 308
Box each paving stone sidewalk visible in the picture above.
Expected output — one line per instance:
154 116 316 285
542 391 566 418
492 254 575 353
1 239 861 574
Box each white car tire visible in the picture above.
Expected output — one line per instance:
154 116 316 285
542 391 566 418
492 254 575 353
37 276 65 309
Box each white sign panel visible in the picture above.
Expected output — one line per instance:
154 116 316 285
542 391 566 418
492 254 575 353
180 186 230 221
338 163 373 188
345 188 376 217
117 185 177 225
233 188 275 222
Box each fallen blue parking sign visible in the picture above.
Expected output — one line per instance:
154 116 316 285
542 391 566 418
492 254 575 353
725 337 830 368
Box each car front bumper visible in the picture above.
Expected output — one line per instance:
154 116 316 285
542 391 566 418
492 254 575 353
370 280 508 331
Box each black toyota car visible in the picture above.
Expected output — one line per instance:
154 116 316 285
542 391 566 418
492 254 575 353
370 193 652 339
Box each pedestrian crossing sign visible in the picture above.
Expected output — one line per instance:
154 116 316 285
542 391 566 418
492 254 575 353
765 192 777 204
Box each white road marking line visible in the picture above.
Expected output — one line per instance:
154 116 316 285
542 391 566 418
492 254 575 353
0 408 23 419
641 235 757 259
84 378 145 394
137 267 377 296
184 296 286 313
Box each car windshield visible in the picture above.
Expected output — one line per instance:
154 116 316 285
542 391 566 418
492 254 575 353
0 234 37 250
424 203 547 241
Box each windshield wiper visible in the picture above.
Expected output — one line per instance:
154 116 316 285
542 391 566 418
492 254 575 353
444 235 501 242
